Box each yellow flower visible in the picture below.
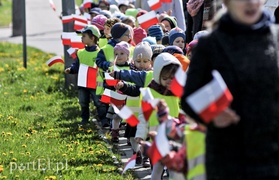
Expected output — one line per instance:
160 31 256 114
23 89 27 93
26 152 30 156
11 158 17 162
0 165 3 173
6 132 12 136
89 151 94 155
22 144 27 148
0 176 7 179
7 116 13 120
62 154 67 157
2 153 6 156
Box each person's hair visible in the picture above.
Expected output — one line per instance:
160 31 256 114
160 64 179 81
121 16 135 26
99 0 110 10
84 30 99 44
105 18 121 28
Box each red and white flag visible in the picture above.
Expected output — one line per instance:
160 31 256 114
170 66 187 97
100 89 127 106
105 73 119 86
140 88 160 121
148 0 162 11
186 70 233 123
74 21 88 31
83 0 92 9
112 105 139 127
62 15 73 24
67 47 77 59
122 154 137 175
49 0 56 11
137 11 159 29
77 64 97 89
160 0 172 3
70 36 84 49
61 32 77 45
148 122 170 165
72 14 88 24
46 56 64 67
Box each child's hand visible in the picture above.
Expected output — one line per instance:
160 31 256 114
213 108 240 128
64 68 71 74
114 81 124 90
135 137 143 144
109 71 114 78
157 99 169 123
109 62 114 67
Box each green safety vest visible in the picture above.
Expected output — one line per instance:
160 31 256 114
144 71 153 87
99 38 108 48
141 87 180 127
185 126 206 180
96 44 115 95
77 48 99 67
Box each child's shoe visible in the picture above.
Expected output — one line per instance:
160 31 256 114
142 157 151 168
135 151 142 165
111 129 119 143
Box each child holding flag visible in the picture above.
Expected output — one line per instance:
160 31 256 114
64 25 108 126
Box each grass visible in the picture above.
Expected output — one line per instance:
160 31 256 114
0 0 11 27
0 42 134 179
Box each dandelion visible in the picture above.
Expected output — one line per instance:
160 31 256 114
89 151 94 155
3 92 8 95
9 151 13 154
11 158 17 162
7 116 13 120
2 153 6 156
26 152 30 156
25 133 30 137
0 67 4 73
23 89 27 93
97 164 102 167
6 132 12 136
0 176 7 179
0 165 3 173
62 154 67 157
22 144 27 148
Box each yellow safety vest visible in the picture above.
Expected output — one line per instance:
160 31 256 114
141 87 180 127
99 38 108 48
185 126 206 180
77 48 99 67
96 44 115 95
144 71 153 87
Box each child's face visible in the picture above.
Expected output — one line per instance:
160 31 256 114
134 58 152 71
160 72 174 90
81 33 94 46
161 20 171 31
173 37 185 50
114 49 129 65
104 25 111 38
119 30 131 42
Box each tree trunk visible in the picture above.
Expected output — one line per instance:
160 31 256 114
12 0 22 36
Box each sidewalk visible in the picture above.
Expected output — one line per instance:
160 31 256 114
0 0 154 179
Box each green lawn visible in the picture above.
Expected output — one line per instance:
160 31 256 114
0 42 133 179
0 0 11 27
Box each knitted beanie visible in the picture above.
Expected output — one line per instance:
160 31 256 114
111 23 129 39
161 16 177 29
114 41 130 56
148 25 164 41
193 30 209 40
168 27 186 45
150 44 165 60
133 27 147 45
142 36 157 45
187 39 198 55
125 8 139 18
89 7 101 15
91 15 108 31
162 45 183 55
133 42 153 60
100 10 112 18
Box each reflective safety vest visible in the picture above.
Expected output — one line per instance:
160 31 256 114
99 38 108 48
77 48 99 67
144 71 153 87
142 87 180 127
185 126 206 180
129 45 134 60
96 44 115 95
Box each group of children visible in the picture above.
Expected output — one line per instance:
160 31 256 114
64 3 208 178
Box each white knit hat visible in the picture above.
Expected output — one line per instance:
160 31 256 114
133 42 153 60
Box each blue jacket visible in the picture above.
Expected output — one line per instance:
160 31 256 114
114 70 148 87
96 39 118 71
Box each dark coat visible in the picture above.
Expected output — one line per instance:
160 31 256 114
181 12 279 180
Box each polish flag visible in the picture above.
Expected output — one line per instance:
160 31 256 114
61 32 77 45
170 66 187 97
186 70 233 123
137 11 159 29
72 14 88 24
105 73 119 86
74 21 88 31
49 0 56 11
140 88 160 121
83 0 92 9
112 105 139 127
46 56 64 67
70 36 84 49
83 12 91 21
100 89 127 106
148 0 162 11
77 64 97 89
122 154 137 175
62 15 73 24
148 122 170 165
160 0 172 3
67 47 77 59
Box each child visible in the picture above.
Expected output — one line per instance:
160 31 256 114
160 16 177 32
100 18 121 48
168 27 186 54
64 25 108 126
91 14 108 48
106 41 131 143
148 25 164 44
135 52 181 179
96 22 132 128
